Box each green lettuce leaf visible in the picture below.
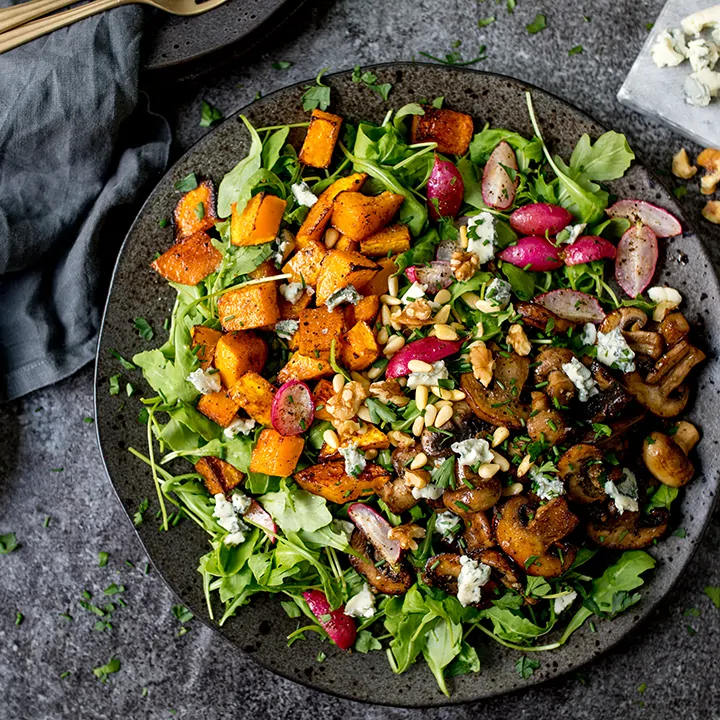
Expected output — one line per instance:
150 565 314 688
217 115 263 218
569 131 635 182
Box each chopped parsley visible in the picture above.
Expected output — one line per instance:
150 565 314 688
301 67 332 111
526 13 547 34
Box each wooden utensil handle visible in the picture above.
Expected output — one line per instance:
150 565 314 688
0 0 80 34
0 0 128 54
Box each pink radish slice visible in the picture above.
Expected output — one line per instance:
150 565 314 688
385 337 463 378
271 380 314 436
302 590 357 651
436 237 462 262
245 500 277 543
562 236 617 266
509 203 574 236
615 225 659 298
405 262 453 294
427 155 465 220
498 236 563 271
606 199 682 238
348 503 401 563
482 141 519 210
535 289 606 323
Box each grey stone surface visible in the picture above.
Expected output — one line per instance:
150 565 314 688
2 0 720 718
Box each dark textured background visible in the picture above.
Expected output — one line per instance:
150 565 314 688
1 1 720 718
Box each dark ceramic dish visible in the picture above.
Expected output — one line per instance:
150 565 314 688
95 64 720 707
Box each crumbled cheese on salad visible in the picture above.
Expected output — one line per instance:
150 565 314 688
275 319 299 341
604 468 640 514
647 286 682 306
456 555 492 607
451 438 493 467
291 181 318 208
339 443 366 477
557 222 587 244
213 494 248 546
400 281 427 304
406 360 448 390
326 284 362 310
466 212 495 264
529 466 565 500
596 327 636 373
187 368 221 395
231 491 252 515
344 583 376 618
561 356 599 402
279 282 305 304
554 590 578 614
273 234 293 267
581 322 597 346
411 483 444 500
485 278 512 309
224 417 256 438
434 511 461 538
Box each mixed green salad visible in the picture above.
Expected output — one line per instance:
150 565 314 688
116 87 705 695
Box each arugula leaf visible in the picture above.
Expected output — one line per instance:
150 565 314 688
457 156 484 209
0 532 18 554
134 317 154 341
393 103 424 132
351 66 392 100
355 630 382 653
501 263 535 300
569 131 635 182
109 349 136 371
260 482 333 533
217 115 263 218
395 228 438 274
261 127 290 172
200 100 223 128
478 16 495 27
301 68 332 111
423 615 463 696
445 642 481 677
430 456 455 488
133 498 149 527
468 126 542 171
366 397 398 424
172 605 194 623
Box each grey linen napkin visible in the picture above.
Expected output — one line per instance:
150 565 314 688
0 6 171 402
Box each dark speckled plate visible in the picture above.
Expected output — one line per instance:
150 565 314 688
94 64 720 707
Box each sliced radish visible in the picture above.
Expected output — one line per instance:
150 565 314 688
482 141 519 210
509 203 574 236
562 235 617 266
535 289 606 323
498 236 563 271
302 589 357 651
405 262 453 294
271 380 314 436
385 337 463 378
435 237 462 262
427 155 465 220
615 225 659 299
348 503 401 564
245 500 277 544
606 199 682 238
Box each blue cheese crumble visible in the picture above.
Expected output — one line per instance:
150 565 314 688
187 368 221 395
561 356 599 402
411 483 444 500
434 511 461 539
485 278 512 309
224 417 256 438
466 212 495 264
651 28 688 67
339 442 366 477
596 327 636 373
457 555 492 607
554 590 578 614
529 466 565 500
557 222 586 245
326 284 362 310
279 282 305 304
451 438 493 467
400 281 427 304
604 468 639 514
581 322 597 346
344 583 376 618
291 181 318 208
213 494 249 546
275 319 299 341
407 360 448 390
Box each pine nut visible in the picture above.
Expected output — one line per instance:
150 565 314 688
492 426 510 447
410 452 428 470
351 372 370 389
491 451 510 472
415 384 429 411
381 304 392 326
478 463 500 478
434 305 452 324
405 468 431 488
377 327 389 345
383 335 406 356
388 430 413 447
324 228 340 248
434 399 453 409
412 415 425 436
517 454 534 477
434 324 458 341
367 365 384 380
357 406 372 422
434 288 452 305
459 224 469 249
381 294 402 306
332 374 346 393
435 405 453 428
450 390 466 402
323 429 340 449
365 449 378 460
424 404 437 427
388 276 399 298
431 386 453 401
397 377 407 387
461 291 481 309
450 321 464 331
408 359 433 373
502 482 524 496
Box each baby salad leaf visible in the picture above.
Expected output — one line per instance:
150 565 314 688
645 484 678 511
423 615 463 696
260 482 333 533
301 68 332 111
217 115 263 218
261 127 290 172
516 656 540 678
355 630 382 653
568 131 635 182
445 642 481 678
468 126 542 171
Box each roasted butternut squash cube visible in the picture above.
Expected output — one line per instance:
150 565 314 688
231 192 287 246
282 238 327 286
214 332 267 388
296 173 366 247
340 321 380 371
315 249 379 305
361 256 396 297
331 191 405 241
277 353 334 384
217 282 279 331
335 235 358 252
229 372 275 425
197 391 241 428
360 224 411 257
195 456 244 496
249 259 280 279
299 109 343 169
410 106 474 156
250 429 305 477
191 325 223 369
312 379 335 421
151 230 222 286
173 180 218 240
345 295 379 327
279 287 314 320
319 423 390 460
293 461 390 504
297 306 345 359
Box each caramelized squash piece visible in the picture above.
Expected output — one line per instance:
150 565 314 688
173 180 218 240
331 191 405 241
315 249 379 305
231 192 287 246
277 353 334 384
312 379 335 421
297 306 345 359
361 256 396 297
229 372 275 426
279 287 314 320
151 230 222 286
294 461 390 504
345 294 379 327
191 325 223 369
282 238 327 286
250 429 305 477
217 281 279 331
299 109 343 169
214 332 267 388
340 321 380 370
319 424 389 460
197 391 241 428
359 224 411 257
195 456 243 495
410 106 474 155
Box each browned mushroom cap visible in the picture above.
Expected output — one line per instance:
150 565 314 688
478 548 523 592
586 508 669 549
600 307 665 359
461 351 530 429
348 529 412 595
643 430 695 487
462 511 495 551
526 392 569 447
558 444 606 503
659 312 689 347
422 552 462 594
582 361 634 423
443 464 502 514
624 339 706 417
377 476 419 514
515 302 576 334
533 347 576 405
494 496 578 577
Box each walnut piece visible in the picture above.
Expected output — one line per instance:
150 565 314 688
333 419 362 437
702 200 720 224
469 341 495 387
507 323 532 356
388 523 426 551
369 379 410 407
451 250 480 282
395 298 434 327
326 381 368 421
672 148 697 179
